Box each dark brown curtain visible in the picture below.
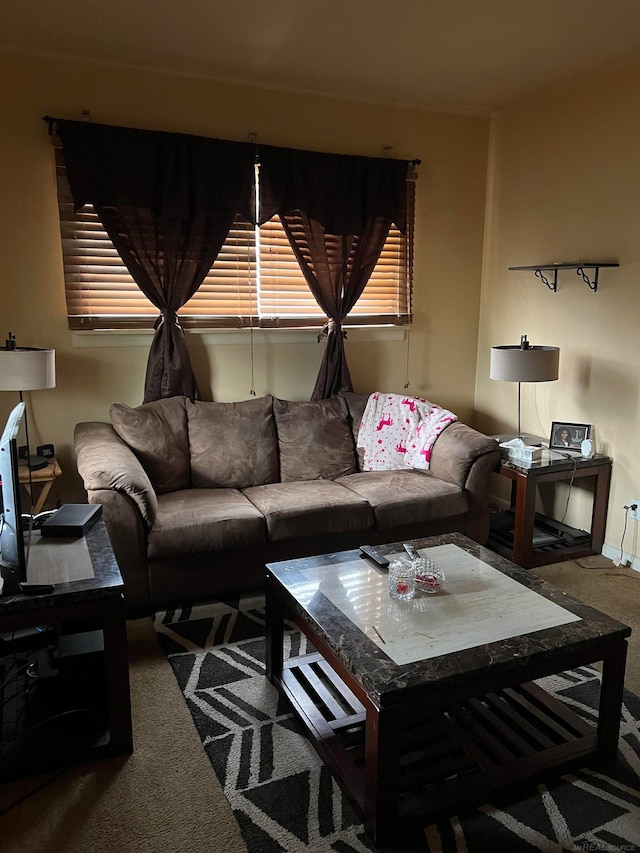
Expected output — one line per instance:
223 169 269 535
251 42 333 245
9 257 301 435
281 213 392 398
57 120 255 402
259 146 408 399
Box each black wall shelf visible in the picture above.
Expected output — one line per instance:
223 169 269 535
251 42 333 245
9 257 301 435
508 262 619 292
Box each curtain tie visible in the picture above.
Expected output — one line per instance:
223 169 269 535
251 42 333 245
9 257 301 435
316 319 331 343
317 319 347 343
154 310 182 330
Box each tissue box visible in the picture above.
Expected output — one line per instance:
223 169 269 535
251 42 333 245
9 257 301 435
507 445 543 462
499 439 543 462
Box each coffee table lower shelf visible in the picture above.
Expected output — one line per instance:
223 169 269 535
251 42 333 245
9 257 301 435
277 651 598 832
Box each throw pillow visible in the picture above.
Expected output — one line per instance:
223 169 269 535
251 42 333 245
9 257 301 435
110 396 190 494
273 396 357 482
186 395 279 489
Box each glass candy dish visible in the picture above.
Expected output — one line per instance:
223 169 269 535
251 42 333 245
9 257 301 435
413 557 445 594
388 558 416 601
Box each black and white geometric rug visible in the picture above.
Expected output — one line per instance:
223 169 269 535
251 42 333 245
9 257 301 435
154 593 640 853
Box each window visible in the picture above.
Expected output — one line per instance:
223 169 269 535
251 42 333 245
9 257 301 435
56 146 414 331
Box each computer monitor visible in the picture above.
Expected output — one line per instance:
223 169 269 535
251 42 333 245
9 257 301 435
0 402 28 595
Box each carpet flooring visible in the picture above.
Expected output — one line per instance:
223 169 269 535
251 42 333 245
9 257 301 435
155 592 640 852
0 617 244 853
0 556 638 852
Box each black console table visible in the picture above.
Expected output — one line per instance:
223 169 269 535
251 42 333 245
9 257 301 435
489 451 612 569
0 521 132 779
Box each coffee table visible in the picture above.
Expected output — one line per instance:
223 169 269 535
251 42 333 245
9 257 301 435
265 532 630 845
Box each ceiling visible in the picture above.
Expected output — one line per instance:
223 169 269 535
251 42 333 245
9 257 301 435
1 0 639 113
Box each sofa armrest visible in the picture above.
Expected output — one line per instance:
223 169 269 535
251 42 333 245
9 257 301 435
429 422 500 544
74 422 158 528
74 422 158 610
86 487 152 609
429 422 499 488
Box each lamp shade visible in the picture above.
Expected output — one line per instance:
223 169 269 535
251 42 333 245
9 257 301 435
490 344 559 383
0 347 56 391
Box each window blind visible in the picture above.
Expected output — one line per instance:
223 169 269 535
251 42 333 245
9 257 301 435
55 144 414 331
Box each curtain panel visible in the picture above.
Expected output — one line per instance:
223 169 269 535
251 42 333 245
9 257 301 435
258 145 408 234
57 120 256 220
259 145 409 398
55 119 410 401
56 119 255 402
281 213 392 398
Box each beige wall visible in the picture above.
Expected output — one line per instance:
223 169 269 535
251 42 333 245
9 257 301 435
1 52 636 563
475 62 640 564
0 51 489 502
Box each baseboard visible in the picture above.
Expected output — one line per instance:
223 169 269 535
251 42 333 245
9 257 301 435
601 543 640 572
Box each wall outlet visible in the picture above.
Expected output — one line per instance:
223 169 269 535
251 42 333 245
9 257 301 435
629 501 640 522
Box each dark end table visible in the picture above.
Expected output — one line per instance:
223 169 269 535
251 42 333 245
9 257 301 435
0 521 132 780
490 450 612 569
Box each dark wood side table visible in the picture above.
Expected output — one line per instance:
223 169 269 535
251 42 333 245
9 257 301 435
0 520 132 779
491 450 612 569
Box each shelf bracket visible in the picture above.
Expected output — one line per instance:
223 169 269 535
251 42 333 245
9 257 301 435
509 262 618 293
534 268 557 292
576 266 599 292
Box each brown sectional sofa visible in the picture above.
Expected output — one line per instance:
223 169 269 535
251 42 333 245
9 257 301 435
73 392 499 611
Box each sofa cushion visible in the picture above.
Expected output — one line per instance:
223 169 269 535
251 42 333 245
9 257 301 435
336 470 467 530
242 480 373 541
148 489 267 558
339 391 370 471
186 396 278 489
110 396 190 494
273 396 357 482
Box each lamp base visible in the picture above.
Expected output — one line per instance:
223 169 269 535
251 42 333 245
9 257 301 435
24 454 48 471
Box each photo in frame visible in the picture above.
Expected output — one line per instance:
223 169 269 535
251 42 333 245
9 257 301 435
549 421 591 450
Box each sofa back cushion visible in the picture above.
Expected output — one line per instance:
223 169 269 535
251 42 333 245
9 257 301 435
110 396 190 494
273 396 357 482
187 395 279 489
339 391 370 471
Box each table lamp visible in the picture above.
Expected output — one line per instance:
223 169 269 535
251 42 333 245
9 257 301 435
0 332 56 470
490 334 559 441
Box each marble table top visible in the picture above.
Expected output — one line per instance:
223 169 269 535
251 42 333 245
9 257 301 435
0 520 123 615
289 543 581 666
267 532 631 705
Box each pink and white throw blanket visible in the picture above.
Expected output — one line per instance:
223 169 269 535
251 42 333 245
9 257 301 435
358 392 457 470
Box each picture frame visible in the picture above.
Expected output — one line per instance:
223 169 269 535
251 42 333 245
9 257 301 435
549 421 591 450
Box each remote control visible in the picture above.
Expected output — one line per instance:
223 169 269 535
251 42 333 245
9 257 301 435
403 543 421 561
359 545 390 568
19 583 55 595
